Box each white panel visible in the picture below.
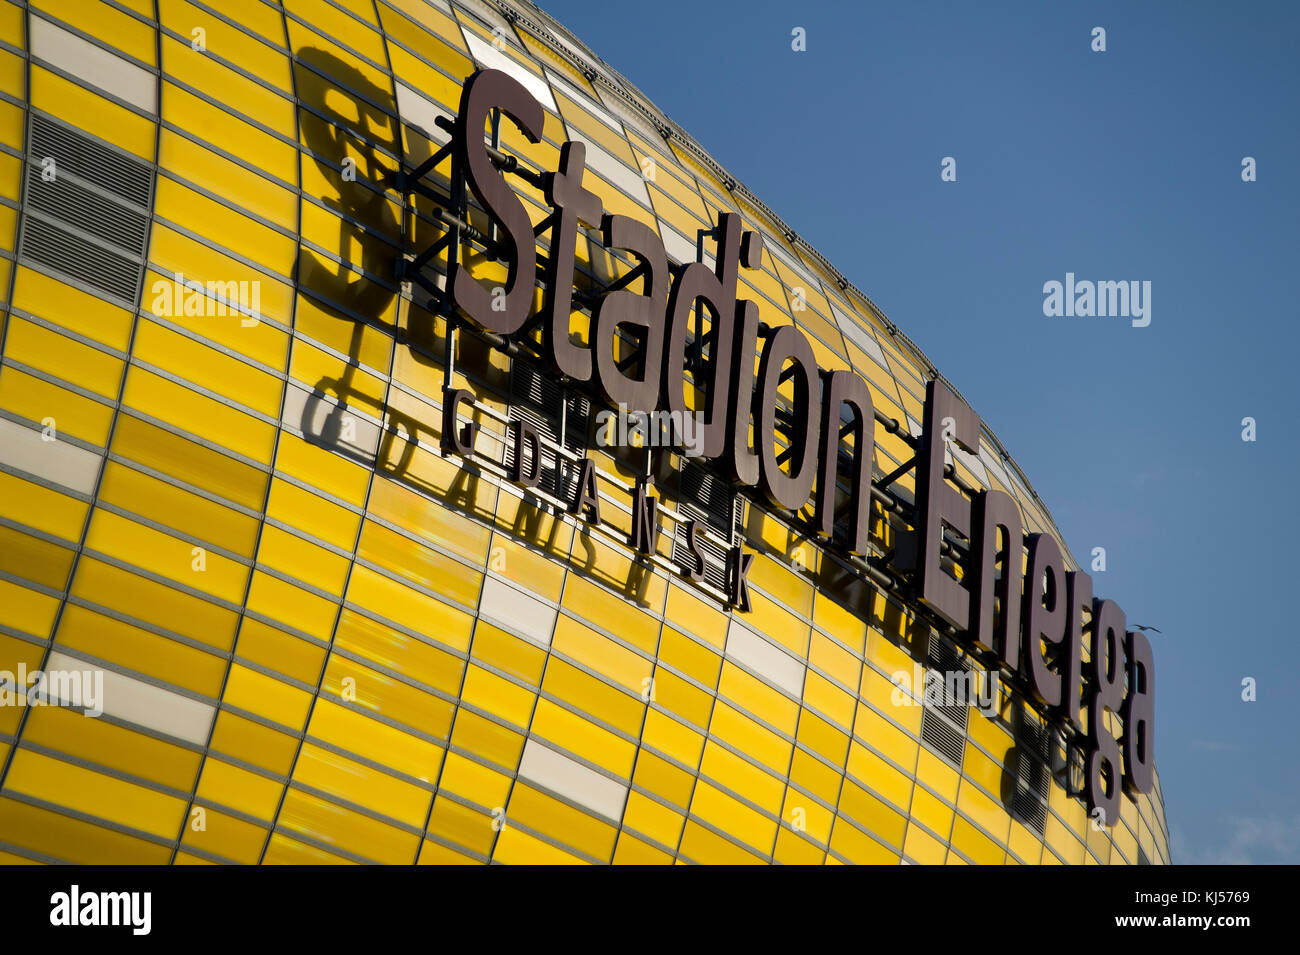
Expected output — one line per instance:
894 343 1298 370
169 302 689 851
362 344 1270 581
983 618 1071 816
830 302 889 369
30 17 156 113
462 31 557 112
517 739 628 821
395 82 453 143
282 382 380 462
0 416 101 496
592 90 674 156
575 137 650 209
952 442 988 488
766 239 818 292
478 575 556 646
456 0 514 41
658 222 715 270
46 651 215 745
725 620 805 698
546 69 622 132
659 222 696 267
979 446 1013 492
1004 462 1034 501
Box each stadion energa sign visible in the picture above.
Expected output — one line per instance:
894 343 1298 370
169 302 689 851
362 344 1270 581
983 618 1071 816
431 69 1154 825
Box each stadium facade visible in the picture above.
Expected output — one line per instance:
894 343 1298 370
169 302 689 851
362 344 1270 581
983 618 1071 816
0 0 1169 864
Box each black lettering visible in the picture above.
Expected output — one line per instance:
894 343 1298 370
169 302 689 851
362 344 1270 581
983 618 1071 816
1060 570 1092 731
916 379 978 629
542 141 603 380
441 387 478 455
592 214 669 413
1122 628 1155 794
729 546 753 612
450 69 544 334
756 324 819 510
725 298 761 486
662 213 746 459
970 488 1022 667
1087 598 1126 825
569 457 601 524
630 478 659 555
816 368 874 554
1024 532 1066 708
681 520 705 581
508 419 541 487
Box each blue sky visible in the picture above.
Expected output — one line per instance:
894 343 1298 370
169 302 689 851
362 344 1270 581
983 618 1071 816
537 0 1300 863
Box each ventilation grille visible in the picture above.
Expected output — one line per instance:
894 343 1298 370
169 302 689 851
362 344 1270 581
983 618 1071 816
19 114 153 305
1011 708 1051 835
671 459 736 592
27 172 149 251
29 114 152 206
503 359 590 502
20 217 143 302
927 635 972 728
678 458 736 535
920 708 966 767
919 633 970 767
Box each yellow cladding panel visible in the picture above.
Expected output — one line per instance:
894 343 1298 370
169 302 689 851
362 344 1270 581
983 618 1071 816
691 781 776 856
0 0 1169 867
99 461 259 556
277 786 418 864
154 178 296 276
35 0 156 63
530 699 635 779
0 366 114 445
493 825 587 865
266 477 360 550
56 603 226 697
309 700 443 783
507 783 616 860
7 749 187 838
0 4 24 51
134 318 283 416
160 2 291 91
161 82 294 180
552 614 651 693
23 706 201 793
542 659 643 737
112 415 269 512
0 576 61 638
4 318 124 397
122 366 276 463
159 131 296 230
0 470 88 542
32 67 155 159
292 743 430 826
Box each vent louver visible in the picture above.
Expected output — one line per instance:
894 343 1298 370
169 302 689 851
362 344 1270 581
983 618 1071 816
1011 708 1052 835
18 114 153 306
671 459 737 592
27 174 149 252
919 633 970 767
920 708 966 767
20 217 143 302
503 359 590 502
29 114 152 206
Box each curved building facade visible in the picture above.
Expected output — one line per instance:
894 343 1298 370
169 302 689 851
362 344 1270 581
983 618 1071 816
0 0 1169 864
